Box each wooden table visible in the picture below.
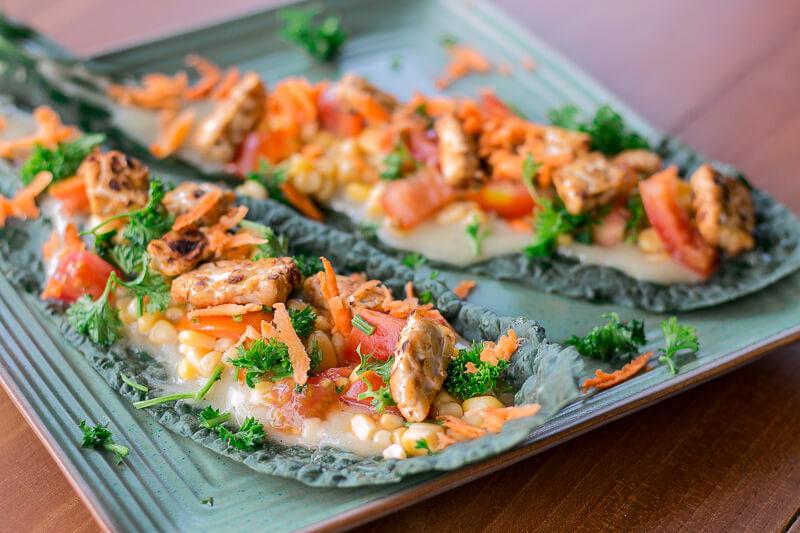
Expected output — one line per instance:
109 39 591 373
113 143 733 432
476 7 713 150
3 0 800 531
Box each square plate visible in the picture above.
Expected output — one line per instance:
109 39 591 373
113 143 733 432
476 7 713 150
2 0 799 531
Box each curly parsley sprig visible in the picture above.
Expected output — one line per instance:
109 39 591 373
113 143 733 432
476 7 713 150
228 337 294 388
20 134 104 185
657 317 699 374
78 419 129 465
564 313 646 362
217 417 266 451
444 341 509 400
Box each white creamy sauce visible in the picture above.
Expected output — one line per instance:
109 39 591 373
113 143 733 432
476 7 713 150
110 101 221 173
122 325 388 457
330 192 701 285
0 104 39 141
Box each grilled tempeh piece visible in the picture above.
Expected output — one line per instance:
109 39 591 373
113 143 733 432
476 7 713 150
336 73 397 118
435 113 480 187
147 225 213 277
161 182 235 227
170 258 301 308
552 152 629 215
80 150 150 219
389 312 455 422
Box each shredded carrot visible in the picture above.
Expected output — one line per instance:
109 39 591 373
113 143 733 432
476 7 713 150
507 218 533 233
320 257 352 336
301 143 323 160
521 55 536 72
150 108 196 159
48 175 88 214
453 279 476 300
479 329 520 365
273 302 311 386
40 276 65 300
172 187 222 231
61 222 85 257
477 403 541 433
436 45 492 89
260 320 278 339
464 361 479 374
0 117 5 131
217 206 249 231
439 415 486 439
0 170 53 227
434 432 458 452
278 181 324 222
187 303 263 320
184 55 222 100
496 61 512 76
581 352 653 394
42 230 60 262
404 281 415 300
211 67 241 100
0 106 75 157
350 279 382 300
107 71 188 109
223 233 268 249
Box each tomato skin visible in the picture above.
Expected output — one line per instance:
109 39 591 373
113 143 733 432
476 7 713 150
175 311 274 339
639 168 718 278
340 370 401 415
317 89 364 138
592 204 628 247
228 130 297 176
471 179 536 219
343 309 406 364
267 369 350 429
48 250 116 303
407 129 439 166
380 167 456 229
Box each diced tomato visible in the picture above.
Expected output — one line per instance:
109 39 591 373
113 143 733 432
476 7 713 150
592 204 629 247
380 167 456 229
407 129 439 166
480 91 514 119
48 176 89 215
340 369 401 415
343 309 406 363
227 130 297 176
267 371 347 429
317 88 364 138
639 168 718 278
471 179 536 219
46 250 116 303
175 310 274 339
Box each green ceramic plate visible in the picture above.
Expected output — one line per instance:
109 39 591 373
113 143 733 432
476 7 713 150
1 0 799 531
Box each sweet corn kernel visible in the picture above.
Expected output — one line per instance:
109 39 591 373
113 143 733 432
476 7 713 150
675 180 693 212
178 330 217 350
350 414 377 441
373 429 392 447
433 402 463 418
462 395 504 412
315 175 337 202
461 412 484 427
316 157 336 181
252 380 275 402
215 338 234 353
382 443 407 460
435 202 470 225
178 358 198 380
336 157 360 183
637 227 664 255
149 320 178 344
137 311 161 333
357 128 382 155
379 413 404 431
434 390 457 406
335 377 349 390
401 423 444 456
288 154 313 175
117 299 136 325
339 139 358 157
365 184 387 217
165 306 185 322
302 418 322 439
310 130 336 150
307 331 338 371
293 170 323 194
315 314 332 332
196 350 223 378
392 427 407 446
235 180 268 200
184 346 210 369
345 182 372 202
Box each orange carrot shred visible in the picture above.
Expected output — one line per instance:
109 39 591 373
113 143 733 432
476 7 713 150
260 320 278 339
453 279 476 300
172 187 222 231
438 415 486 439
61 222 86 259
187 303 262 319
184 55 222 100
320 257 352 336
42 230 60 262
150 108 196 159
464 361 479 375
581 352 653 394
479 329 519 364
223 233 268 249
476 404 541 433
273 302 311 386
40 276 65 300
211 67 241 100
0 170 53 227
278 181 324 222
507 218 533 233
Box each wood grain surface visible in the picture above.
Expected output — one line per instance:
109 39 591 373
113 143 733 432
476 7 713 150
2 0 800 532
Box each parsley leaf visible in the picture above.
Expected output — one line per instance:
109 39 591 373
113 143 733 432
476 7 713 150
247 160 289 205
547 104 650 155
521 153 542 200
524 198 592 257
380 141 417 180
624 193 646 243
114 259 171 316
239 220 289 260
657 317 699 374
419 291 433 304
357 375 395 413
465 216 489 256
444 342 509 400
288 306 317 338
292 254 323 278
78 419 129 465
278 7 347 62
564 313 646 362
217 417 265 451
199 406 231 429
414 438 440 455
228 337 294 388
355 344 393 381
402 252 427 271
20 133 104 185
66 273 123 346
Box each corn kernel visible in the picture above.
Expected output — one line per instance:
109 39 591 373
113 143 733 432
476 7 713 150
350 414 377 441
302 417 322 439
315 175 337 202
165 306 185 322
288 154 313 175
556 233 574 247
401 423 444 456
315 157 336 181
137 311 161 333
435 202 470 224
197 350 223 378
392 427 407 445
149 320 178 344
357 128 381 155
382 443 407 460
178 358 198 380
235 180 267 200
433 402 463 418
373 429 392 447
336 157 360 183
434 390 457 406
184 346 210 369
379 413 404 431
637 227 664 255
461 413 484 427
339 139 358 157
178 330 217 350
345 182 372 202
293 170 323 194
215 338 234 353
462 395 504 412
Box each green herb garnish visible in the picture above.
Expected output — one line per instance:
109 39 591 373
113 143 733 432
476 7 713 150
217 417 265 451
351 314 376 336
228 337 294 388
624 193 646 243
277 7 347 62
524 198 592 257
357 375 395 413
548 104 650 155
564 313 646 362
120 373 147 392
200 497 214 507
20 133 104 185
66 273 123 346
113 259 171 316
78 419 129 465
402 252 427 271
414 438 440 455
520 153 542 201
657 317 699 374
380 141 417 180
133 363 224 408
419 291 433 304
444 341 509 400
199 406 232 429
292 254 323 278
465 216 489 256
240 220 289 260
247 160 289 205
288 306 317 337
355 344 393 381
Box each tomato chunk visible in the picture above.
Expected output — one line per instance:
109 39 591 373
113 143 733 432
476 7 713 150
340 369 401 415
380 167 456 229
407 129 439 166
471 179 536 219
46 250 116 303
317 89 364 138
175 310 274 339
343 309 406 363
639 167 718 278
